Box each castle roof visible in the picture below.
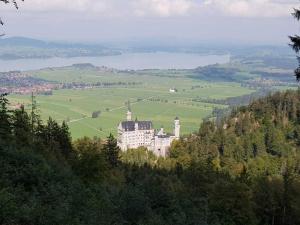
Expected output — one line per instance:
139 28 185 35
121 121 153 131
156 134 170 139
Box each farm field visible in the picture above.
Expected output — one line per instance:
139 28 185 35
9 66 256 139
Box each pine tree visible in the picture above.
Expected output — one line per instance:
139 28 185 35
44 117 61 152
30 92 40 141
12 105 31 147
73 137 107 182
103 133 120 167
58 121 73 159
0 93 12 144
290 7 300 81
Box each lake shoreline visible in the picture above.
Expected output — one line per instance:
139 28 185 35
0 52 230 72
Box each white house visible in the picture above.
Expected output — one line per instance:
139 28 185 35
117 110 180 157
169 88 177 93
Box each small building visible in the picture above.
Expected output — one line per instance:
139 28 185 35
169 88 178 93
117 110 180 157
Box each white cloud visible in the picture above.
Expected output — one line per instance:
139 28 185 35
19 0 111 13
13 0 193 17
204 0 299 18
132 0 193 17
5 0 299 18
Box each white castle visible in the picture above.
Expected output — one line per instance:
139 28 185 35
117 110 180 157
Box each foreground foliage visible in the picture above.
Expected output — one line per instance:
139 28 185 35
0 91 300 225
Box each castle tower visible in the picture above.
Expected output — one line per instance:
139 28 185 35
174 117 180 139
158 126 164 135
126 100 132 121
127 110 132 121
134 117 139 130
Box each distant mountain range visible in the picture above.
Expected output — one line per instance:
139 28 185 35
0 36 121 60
0 36 106 49
0 36 295 61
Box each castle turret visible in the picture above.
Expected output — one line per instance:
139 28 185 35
126 100 132 121
127 110 132 121
174 117 180 139
157 127 164 135
135 117 139 130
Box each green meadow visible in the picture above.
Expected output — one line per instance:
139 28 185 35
9 67 255 139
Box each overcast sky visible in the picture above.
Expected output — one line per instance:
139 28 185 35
1 0 300 45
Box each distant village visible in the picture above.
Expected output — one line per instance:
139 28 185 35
0 69 142 95
1 66 297 97
0 71 57 95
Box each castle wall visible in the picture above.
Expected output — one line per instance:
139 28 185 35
117 114 180 157
153 136 172 157
118 127 154 151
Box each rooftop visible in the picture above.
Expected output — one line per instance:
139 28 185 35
121 120 153 131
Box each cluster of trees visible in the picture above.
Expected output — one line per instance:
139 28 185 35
191 65 243 82
61 81 142 90
1 3 300 224
1 89 300 224
0 93 122 224
148 97 169 103
191 85 210 90
247 71 295 83
92 110 101 118
193 89 271 107
169 89 300 225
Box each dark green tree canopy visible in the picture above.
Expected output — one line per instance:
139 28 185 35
1 82 300 225
103 133 120 167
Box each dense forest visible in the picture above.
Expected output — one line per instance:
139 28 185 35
0 89 300 225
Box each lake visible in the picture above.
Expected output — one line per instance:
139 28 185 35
0 52 230 72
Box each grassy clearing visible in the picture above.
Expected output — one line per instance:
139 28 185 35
9 68 255 139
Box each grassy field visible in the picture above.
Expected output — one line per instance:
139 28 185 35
9 67 255 139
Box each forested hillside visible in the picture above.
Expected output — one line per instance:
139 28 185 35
0 90 300 225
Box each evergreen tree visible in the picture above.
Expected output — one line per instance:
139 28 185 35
290 7 300 81
0 93 12 144
12 105 31 147
30 92 41 142
73 137 107 183
39 117 61 154
103 133 120 167
0 89 300 225
58 121 73 159
38 118 74 159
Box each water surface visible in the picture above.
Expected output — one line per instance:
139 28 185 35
0 52 230 72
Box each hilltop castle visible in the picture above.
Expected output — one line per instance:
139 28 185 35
117 110 180 157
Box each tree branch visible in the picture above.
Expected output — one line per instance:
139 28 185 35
0 0 24 25
289 35 300 53
292 8 300 20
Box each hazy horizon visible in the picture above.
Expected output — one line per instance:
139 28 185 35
1 0 299 45
0 35 295 49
